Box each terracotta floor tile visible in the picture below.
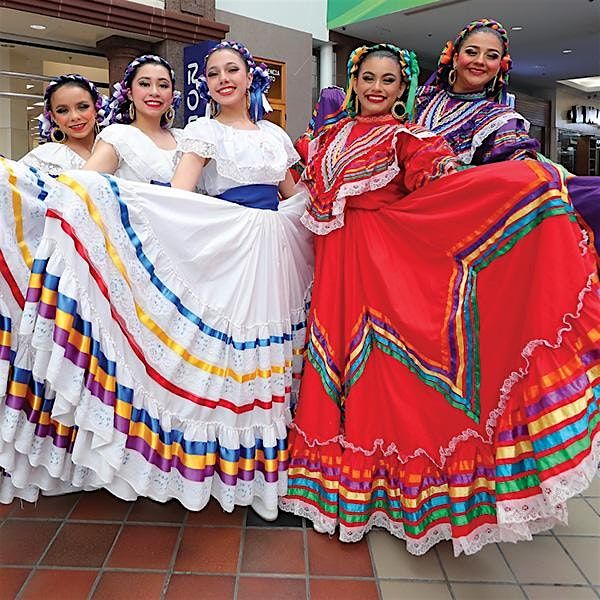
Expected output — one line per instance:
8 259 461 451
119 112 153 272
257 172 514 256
92 571 166 600
21 569 97 600
107 524 179 569
238 576 307 600
0 502 16 519
175 527 241 573
0 521 59 565
241 529 305 575
127 497 187 523
41 523 120 568
0 567 30 600
69 490 131 521
166 574 235 599
186 499 245 527
307 530 373 577
10 494 80 519
310 578 378 600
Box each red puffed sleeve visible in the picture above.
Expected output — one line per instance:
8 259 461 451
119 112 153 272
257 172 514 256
396 124 459 193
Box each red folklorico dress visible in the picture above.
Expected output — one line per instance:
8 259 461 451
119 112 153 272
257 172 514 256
280 113 600 556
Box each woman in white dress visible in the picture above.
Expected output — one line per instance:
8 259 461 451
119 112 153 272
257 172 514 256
0 59 180 501
84 55 182 184
0 44 313 515
19 74 108 174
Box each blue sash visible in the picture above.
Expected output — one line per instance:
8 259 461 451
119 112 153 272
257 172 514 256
217 184 279 211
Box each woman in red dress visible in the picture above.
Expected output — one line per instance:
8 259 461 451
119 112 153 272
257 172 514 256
280 43 600 556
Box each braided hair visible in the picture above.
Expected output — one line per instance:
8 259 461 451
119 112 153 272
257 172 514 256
197 40 272 123
38 74 108 142
342 43 420 120
435 18 512 100
104 55 182 128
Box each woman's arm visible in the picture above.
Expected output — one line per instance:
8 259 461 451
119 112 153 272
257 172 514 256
278 169 297 199
82 140 119 174
171 152 206 191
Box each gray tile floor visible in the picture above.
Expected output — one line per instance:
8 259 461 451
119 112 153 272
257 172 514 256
369 476 600 599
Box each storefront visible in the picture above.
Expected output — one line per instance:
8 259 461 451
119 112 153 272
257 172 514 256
0 0 228 159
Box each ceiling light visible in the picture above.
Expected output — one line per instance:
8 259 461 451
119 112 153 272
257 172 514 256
33 101 45 106
26 84 35 89
27 106 35 110
562 49 573 54
511 26 523 31
29 24 46 30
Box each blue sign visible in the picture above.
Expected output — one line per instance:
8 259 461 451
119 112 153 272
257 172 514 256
183 40 219 125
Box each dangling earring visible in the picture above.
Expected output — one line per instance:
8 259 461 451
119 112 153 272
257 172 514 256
129 102 136 121
94 121 100 136
246 89 251 111
487 73 499 94
50 127 66 143
164 106 175 127
391 99 406 120
209 99 219 117
448 68 457 86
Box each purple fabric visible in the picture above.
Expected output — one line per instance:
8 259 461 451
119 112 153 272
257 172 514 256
308 87 346 138
475 118 539 164
568 176 600 256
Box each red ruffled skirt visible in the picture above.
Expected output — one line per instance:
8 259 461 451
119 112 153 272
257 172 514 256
281 161 600 555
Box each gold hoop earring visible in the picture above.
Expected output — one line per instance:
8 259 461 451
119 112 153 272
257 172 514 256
448 68 457 86
50 127 66 143
129 102 136 121
164 106 175 127
391 99 406 121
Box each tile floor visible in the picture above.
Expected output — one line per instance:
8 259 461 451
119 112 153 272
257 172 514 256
0 477 599 599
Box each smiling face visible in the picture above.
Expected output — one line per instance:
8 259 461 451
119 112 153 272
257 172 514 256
452 30 503 93
128 62 174 121
205 48 253 110
49 83 97 142
353 54 407 117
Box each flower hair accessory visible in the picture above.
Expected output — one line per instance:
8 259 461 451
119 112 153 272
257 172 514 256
342 43 420 120
197 40 272 122
104 54 182 128
434 18 512 101
37 74 109 142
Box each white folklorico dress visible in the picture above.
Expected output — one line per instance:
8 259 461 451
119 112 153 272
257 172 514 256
0 124 181 501
95 124 182 184
0 116 313 513
19 142 86 175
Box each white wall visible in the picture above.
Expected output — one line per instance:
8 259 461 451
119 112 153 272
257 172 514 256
216 0 328 41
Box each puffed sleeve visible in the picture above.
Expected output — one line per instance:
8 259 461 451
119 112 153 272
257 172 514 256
396 126 459 193
259 120 300 170
176 117 218 159
474 118 540 164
